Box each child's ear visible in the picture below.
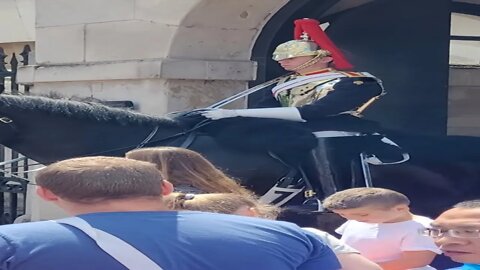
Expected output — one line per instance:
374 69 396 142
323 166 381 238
394 204 409 212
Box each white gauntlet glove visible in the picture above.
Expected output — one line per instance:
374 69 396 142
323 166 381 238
201 107 305 122
201 109 240 120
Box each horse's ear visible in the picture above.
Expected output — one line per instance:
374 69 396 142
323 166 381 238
36 186 59 202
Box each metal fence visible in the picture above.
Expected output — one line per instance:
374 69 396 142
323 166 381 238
0 44 34 224
0 44 31 94
0 151 30 225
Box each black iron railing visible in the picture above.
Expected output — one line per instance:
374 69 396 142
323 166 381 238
0 44 31 94
0 44 33 224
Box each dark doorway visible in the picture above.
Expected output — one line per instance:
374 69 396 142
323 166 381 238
250 0 451 135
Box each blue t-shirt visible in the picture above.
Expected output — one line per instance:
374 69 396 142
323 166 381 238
0 211 340 270
448 264 480 270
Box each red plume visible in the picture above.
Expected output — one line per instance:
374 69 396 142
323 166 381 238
293 18 353 70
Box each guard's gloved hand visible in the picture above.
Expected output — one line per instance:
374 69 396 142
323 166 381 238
201 107 305 122
201 109 240 120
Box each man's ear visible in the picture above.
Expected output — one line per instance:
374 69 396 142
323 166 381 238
36 187 59 202
161 180 174 196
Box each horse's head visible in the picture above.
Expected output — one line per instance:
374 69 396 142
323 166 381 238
0 115 20 145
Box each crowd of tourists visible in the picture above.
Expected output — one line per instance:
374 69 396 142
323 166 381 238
0 146 478 269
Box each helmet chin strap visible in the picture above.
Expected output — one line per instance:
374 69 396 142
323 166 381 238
291 54 323 73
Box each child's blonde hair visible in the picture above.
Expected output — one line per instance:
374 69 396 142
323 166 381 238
126 147 251 195
322 187 410 210
165 193 280 220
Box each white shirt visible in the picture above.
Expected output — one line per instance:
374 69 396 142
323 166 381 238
336 215 442 270
302 227 358 254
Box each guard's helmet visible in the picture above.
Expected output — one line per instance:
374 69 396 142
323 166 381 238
272 39 331 61
271 18 353 70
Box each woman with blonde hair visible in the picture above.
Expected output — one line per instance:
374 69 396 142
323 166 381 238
125 147 252 195
166 192 280 219
167 192 382 270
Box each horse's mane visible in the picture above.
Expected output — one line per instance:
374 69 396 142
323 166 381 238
0 94 180 128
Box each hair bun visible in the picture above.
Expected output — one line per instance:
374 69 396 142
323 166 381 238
184 193 195 200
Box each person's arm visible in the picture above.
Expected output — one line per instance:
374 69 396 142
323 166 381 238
252 87 282 108
302 227 381 270
299 230 342 270
379 222 441 270
297 77 383 121
201 77 383 122
336 253 382 270
377 250 437 270
0 233 15 270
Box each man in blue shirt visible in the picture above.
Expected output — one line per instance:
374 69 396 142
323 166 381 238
0 156 340 270
427 200 480 270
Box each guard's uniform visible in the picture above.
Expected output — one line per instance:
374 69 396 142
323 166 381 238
255 68 384 132
200 18 391 206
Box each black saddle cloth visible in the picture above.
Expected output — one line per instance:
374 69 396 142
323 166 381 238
171 111 400 166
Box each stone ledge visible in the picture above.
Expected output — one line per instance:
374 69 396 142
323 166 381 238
17 59 257 83
449 66 480 86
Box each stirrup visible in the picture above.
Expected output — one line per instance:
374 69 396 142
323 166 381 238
302 196 325 212
365 135 410 165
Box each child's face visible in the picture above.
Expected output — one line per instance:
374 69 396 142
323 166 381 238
332 204 409 223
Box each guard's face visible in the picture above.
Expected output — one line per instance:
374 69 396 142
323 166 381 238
277 56 316 71
432 207 480 264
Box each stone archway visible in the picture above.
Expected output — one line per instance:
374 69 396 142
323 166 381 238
159 0 290 111
168 1 288 61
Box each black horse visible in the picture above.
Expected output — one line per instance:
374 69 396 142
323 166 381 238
0 94 480 221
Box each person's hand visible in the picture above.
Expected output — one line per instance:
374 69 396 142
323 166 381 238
201 109 239 120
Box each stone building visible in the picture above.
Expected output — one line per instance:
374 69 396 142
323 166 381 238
0 0 479 221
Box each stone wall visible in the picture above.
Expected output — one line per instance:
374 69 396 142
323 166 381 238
18 0 289 116
448 67 480 136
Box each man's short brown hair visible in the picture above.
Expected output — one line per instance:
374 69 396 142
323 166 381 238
453 199 480 209
322 187 410 210
36 156 164 203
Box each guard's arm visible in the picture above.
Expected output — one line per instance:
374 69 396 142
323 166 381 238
201 107 305 122
253 87 282 108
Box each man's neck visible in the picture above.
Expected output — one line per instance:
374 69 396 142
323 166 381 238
59 197 169 216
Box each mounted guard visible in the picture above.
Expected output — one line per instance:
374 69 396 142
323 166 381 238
199 18 405 209
202 18 385 130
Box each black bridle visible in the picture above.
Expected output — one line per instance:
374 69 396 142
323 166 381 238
0 116 19 140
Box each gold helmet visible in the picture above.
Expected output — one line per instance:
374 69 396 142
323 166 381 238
271 18 353 70
272 39 331 61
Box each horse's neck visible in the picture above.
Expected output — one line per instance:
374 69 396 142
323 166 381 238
7 115 182 164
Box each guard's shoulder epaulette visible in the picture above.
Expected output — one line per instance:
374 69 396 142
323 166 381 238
338 71 366 77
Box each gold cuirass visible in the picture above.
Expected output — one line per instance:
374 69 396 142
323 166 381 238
275 77 339 108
